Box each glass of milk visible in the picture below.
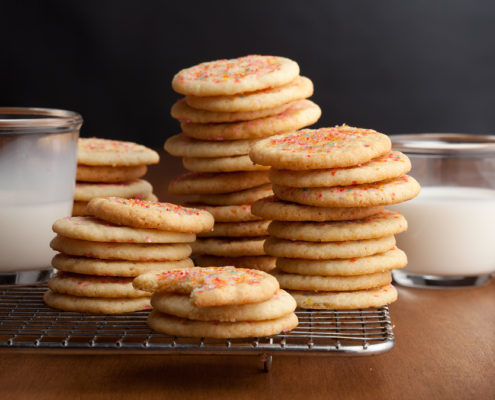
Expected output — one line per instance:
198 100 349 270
0 108 82 285
390 133 495 288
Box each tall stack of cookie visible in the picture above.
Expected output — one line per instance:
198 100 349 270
249 125 421 310
73 138 160 216
164 55 321 272
133 266 298 338
44 197 214 314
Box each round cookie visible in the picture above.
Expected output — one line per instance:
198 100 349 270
198 220 270 238
168 171 270 195
133 266 280 307
289 284 398 310
197 184 272 206
195 255 276 272
76 165 147 183
164 134 260 158
48 272 150 298
171 99 292 123
276 247 407 276
151 289 296 322
185 76 314 112
44 291 151 314
147 310 298 338
50 235 192 261
74 179 153 202
271 270 392 291
78 137 159 167
264 235 396 259
188 204 261 222
172 55 300 96
183 155 269 173
269 151 411 187
273 175 421 207
252 196 384 222
52 254 194 277
87 197 214 233
249 125 391 170
191 237 267 257
180 100 321 140
267 210 407 242
72 193 158 217
53 216 195 243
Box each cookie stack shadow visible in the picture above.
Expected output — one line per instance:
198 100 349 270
73 138 160 216
164 55 321 272
249 126 421 310
44 197 214 314
133 266 299 338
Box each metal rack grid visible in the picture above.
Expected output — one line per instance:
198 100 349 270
0 284 395 370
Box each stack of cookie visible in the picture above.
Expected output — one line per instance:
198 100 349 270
164 55 321 272
44 197 214 314
133 266 298 338
249 125 421 310
73 138 160 216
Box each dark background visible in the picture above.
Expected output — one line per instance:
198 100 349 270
1 0 495 149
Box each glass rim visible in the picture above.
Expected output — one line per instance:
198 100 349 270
0 107 83 131
391 133 495 155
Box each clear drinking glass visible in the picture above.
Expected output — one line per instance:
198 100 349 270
0 107 82 285
390 133 495 288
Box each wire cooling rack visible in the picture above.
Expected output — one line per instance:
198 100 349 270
0 284 395 371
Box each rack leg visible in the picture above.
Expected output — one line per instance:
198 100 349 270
260 353 272 372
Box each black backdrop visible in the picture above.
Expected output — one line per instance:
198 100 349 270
2 0 495 148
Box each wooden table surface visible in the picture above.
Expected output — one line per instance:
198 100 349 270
1 153 494 400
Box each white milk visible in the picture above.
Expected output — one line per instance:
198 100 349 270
390 186 495 276
0 201 72 272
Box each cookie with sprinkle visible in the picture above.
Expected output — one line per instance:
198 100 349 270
172 55 300 96
249 125 391 170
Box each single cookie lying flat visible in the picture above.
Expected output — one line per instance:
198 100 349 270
86 197 214 233
195 255 276 272
188 204 261 222
74 179 153 202
198 220 270 238
133 266 279 307
197 184 273 206
183 154 269 173
191 237 267 257
76 165 147 183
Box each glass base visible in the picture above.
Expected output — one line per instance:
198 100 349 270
0 269 53 286
392 270 493 289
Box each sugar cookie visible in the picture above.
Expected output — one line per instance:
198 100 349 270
168 171 270 195
52 254 194 277
188 204 261 222
180 100 321 140
195 255 276 272
269 151 411 187
48 272 150 298
50 235 192 261
197 184 272 206
267 210 407 242
172 55 300 96
276 247 407 276
273 175 421 207
164 134 260 158
198 220 270 237
183 154 269 172
78 137 159 167
191 237 266 257
53 216 195 243
133 266 279 307
74 179 153 202
147 310 298 338
249 125 391 169
76 165 147 183
151 289 295 322
289 284 398 310
171 99 292 123
86 197 214 233
272 270 392 291
44 291 151 314
264 235 396 259
252 196 383 222
185 76 313 112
